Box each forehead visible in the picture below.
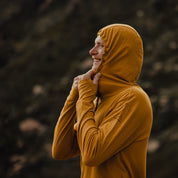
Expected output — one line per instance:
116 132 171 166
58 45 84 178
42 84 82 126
95 35 104 44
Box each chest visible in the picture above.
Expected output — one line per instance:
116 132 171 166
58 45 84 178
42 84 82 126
94 98 116 127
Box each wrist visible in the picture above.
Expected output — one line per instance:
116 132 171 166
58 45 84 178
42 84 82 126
78 78 97 101
67 85 79 102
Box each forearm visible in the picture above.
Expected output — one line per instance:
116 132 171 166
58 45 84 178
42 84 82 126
52 86 80 160
76 79 99 163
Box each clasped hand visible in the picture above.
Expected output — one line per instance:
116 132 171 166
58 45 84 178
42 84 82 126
73 70 101 90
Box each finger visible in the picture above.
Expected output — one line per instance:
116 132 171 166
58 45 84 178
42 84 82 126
74 76 79 82
74 80 78 84
93 73 101 85
74 75 82 83
73 82 78 90
83 70 94 79
73 76 80 90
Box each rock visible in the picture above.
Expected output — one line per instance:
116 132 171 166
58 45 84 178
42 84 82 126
19 118 46 135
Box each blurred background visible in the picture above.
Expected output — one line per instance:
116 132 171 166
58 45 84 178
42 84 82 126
0 0 178 177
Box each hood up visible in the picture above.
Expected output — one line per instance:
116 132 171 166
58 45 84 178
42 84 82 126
97 24 143 98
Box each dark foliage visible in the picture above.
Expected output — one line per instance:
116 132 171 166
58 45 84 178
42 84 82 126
0 0 177 177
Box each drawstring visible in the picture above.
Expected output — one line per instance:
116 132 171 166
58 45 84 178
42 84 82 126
92 74 101 112
95 96 99 111
95 88 100 111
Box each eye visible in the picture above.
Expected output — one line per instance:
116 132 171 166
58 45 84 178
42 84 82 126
98 44 104 48
94 42 104 48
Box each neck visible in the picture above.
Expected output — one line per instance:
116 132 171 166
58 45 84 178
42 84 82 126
98 75 133 100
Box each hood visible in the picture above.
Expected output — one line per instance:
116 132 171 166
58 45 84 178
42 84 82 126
96 24 143 98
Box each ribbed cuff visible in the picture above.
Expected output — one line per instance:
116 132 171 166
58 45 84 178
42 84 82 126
67 85 79 102
78 78 97 102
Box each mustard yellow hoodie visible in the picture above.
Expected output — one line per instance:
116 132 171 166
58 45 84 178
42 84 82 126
52 24 153 178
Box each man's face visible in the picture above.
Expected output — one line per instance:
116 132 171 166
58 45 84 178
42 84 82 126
89 35 104 72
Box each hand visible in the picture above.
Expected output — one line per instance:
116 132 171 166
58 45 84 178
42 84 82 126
73 70 101 90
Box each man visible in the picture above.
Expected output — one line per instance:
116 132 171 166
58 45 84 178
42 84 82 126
52 24 153 178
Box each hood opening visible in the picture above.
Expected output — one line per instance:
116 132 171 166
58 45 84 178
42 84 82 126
96 24 143 98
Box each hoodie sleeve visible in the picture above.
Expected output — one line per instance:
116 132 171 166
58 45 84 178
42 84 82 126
76 79 152 166
52 86 80 160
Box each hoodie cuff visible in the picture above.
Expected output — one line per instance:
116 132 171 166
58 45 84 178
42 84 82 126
78 78 97 102
67 85 79 102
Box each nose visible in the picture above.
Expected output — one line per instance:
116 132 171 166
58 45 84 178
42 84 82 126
89 46 97 56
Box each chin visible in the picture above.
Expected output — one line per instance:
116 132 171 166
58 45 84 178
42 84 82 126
92 66 98 73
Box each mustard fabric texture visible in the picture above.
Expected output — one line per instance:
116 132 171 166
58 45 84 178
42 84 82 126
52 24 153 178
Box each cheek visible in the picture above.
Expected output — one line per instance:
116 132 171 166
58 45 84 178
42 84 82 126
102 49 105 55
99 49 104 56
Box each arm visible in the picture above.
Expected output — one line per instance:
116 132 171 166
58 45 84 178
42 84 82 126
52 86 80 160
76 79 152 166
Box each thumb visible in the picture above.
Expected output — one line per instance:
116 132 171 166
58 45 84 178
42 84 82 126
93 73 101 85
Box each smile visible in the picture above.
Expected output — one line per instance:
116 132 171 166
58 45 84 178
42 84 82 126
93 59 101 62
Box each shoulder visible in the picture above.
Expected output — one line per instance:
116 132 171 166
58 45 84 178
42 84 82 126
114 85 152 110
121 85 151 102
114 86 153 124
130 85 151 106
125 86 153 116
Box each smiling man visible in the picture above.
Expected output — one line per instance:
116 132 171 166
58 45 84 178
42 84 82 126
52 24 153 178
90 35 104 72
